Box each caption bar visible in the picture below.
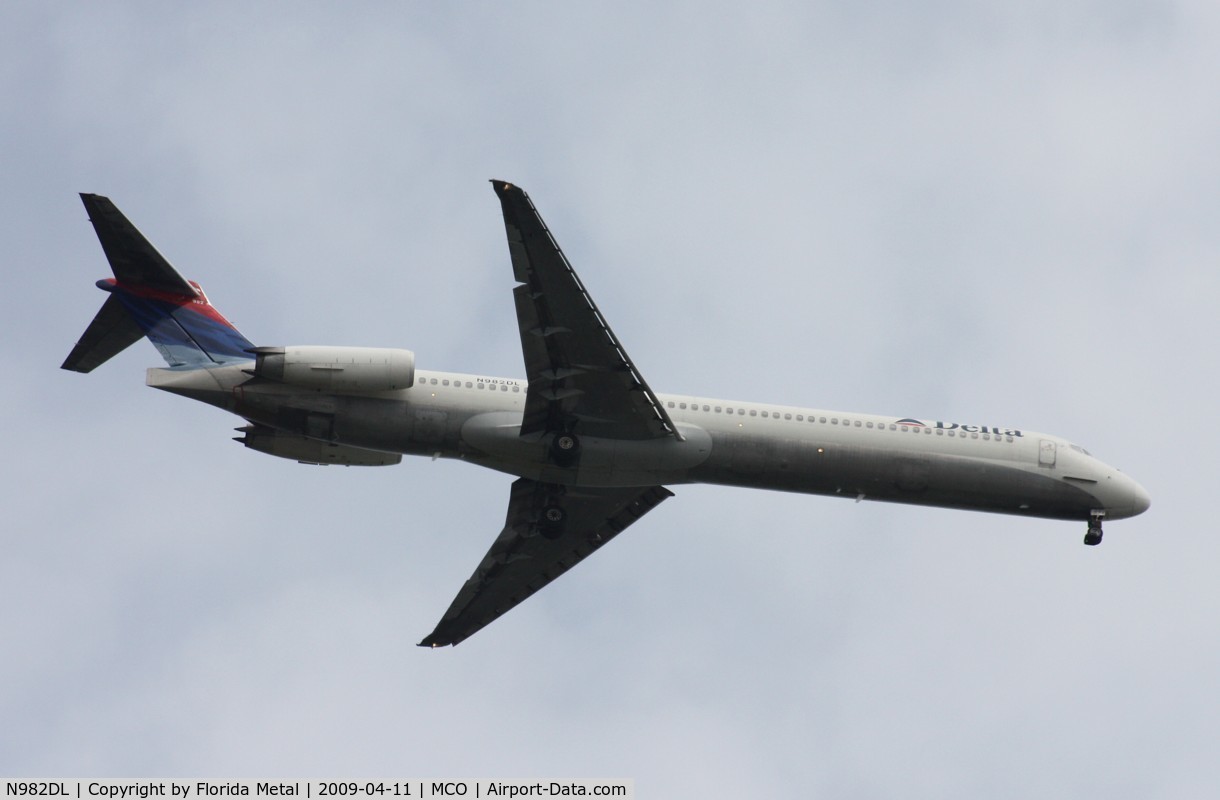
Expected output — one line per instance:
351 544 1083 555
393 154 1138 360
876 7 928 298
3 784 633 800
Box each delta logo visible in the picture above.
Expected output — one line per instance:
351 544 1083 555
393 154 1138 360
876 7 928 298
895 418 1024 437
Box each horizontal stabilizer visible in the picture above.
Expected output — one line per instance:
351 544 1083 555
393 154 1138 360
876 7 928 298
79 193 195 295
61 294 145 373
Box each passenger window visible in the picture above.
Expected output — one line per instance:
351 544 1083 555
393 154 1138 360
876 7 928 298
680 403 687 410
761 411 768 418
855 420 862 427
513 385 520 392
668 402 675 408
442 379 449 386
796 415 804 421
785 413 792 420
703 405 710 412
738 409 745 415
715 406 723 413
749 410 757 417
831 418 838 424
820 417 827 423
501 385 508 391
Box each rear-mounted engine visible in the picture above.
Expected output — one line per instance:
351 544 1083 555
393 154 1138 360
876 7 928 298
249 345 415 392
235 424 402 466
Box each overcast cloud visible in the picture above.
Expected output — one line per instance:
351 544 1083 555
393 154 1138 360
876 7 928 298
2 2 1216 796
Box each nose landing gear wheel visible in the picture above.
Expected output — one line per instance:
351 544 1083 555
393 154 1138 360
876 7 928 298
1084 513 1104 546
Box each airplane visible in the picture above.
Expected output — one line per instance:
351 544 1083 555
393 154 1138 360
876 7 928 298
62 181 1151 647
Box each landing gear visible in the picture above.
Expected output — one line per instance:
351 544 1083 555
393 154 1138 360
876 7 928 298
1084 512 1104 546
549 432 581 467
540 505 566 539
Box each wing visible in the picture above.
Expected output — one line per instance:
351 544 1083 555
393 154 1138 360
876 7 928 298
419 478 674 647
491 180 682 441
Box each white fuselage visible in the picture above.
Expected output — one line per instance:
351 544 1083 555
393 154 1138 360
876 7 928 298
150 364 1151 525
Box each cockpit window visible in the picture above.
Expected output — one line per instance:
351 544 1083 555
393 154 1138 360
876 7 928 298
1069 443 1092 456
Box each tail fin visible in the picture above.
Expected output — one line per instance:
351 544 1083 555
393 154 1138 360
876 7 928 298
62 194 255 372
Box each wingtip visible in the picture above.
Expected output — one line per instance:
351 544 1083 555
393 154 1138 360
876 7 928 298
78 193 114 218
60 359 90 374
419 623 465 648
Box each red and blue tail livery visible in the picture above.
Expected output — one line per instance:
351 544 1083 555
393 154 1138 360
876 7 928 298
61 194 253 372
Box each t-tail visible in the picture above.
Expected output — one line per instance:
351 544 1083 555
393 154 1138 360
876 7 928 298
61 194 254 373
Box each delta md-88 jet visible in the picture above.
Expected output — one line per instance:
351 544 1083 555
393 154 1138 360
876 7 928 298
63 181 1150 646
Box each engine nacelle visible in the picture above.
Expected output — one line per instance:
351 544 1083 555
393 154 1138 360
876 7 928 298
251 345 415 392
235 425 402 466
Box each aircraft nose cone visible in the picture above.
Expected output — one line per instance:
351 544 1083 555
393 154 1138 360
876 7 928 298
1106 472 1151 519
1129 479 1151 517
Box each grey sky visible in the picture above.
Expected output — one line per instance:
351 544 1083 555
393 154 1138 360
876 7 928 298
3 2 1216 796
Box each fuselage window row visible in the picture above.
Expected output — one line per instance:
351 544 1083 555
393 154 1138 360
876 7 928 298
659 399 1014 444
423 377 521 392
